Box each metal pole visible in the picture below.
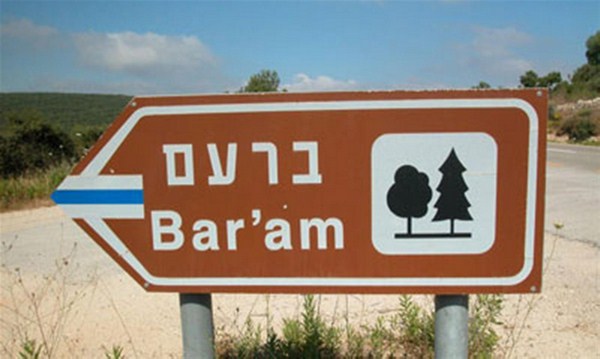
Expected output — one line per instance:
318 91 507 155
180 293 215 359
434 294 469 359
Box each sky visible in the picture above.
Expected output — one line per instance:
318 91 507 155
1 1 598 95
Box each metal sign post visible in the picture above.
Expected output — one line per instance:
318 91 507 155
434 295 469 359
180 293 214 358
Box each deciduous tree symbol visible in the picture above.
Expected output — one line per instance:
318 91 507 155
387 165 432 237
432 148 473 237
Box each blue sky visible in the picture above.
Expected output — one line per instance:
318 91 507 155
1 1 598 94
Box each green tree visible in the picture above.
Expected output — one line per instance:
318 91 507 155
538 71 563 90
240 69 280 93
585 30 600 66
520 70 564 91
519 70 539 88
472 81 491 89
569 32 600 95
572 64 600 93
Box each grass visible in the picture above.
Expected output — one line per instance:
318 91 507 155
103 345 125 359
0 162 70 210
18 339 42 359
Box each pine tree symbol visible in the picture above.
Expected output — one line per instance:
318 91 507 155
432 148 473 237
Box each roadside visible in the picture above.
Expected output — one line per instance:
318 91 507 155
1 207 598 357
1 140 598 357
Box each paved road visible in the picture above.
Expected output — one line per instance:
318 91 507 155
546 142 600 246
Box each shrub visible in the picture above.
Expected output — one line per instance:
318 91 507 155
0 111 75 178
469 295 503 357
393 295 435 357
548 105 562 132
558 110 598 142
217 295 340 358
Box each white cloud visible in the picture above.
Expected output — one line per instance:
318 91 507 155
73 31 217 76
1 18 58 38
1 18 228 94
0 18 59 48
283 73 359 92
459 26 534 82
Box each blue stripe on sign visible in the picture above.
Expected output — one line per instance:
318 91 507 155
51 190 144 205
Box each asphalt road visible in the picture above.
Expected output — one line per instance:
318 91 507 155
546 142 600 246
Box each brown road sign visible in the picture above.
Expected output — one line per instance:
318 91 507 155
52 90 546 293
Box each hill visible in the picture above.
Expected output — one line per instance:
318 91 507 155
0 93 131 133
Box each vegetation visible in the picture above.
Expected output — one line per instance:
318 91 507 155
0 93 130 134
0 162 71 209
2 31 594 359
0 96 118 208
557 110 597 142
239 69 281 93
0 110 78 208
2 242 87 358
518 31 600 142
520 31 599 100
0 111 76 178
103 345 125 359
216 294 502 358
519 70 563 90
472 81 491 89
18 339 42 359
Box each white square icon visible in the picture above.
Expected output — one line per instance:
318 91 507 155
371 133 497 255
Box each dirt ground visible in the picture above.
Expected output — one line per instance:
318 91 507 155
1 207 598 358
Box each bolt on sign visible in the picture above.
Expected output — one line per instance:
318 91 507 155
52 90 546 294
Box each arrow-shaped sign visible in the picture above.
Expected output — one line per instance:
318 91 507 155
52 91 546 294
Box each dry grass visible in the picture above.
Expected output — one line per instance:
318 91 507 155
0 163 70 211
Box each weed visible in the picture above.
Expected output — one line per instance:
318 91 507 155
500 225 563 358
216 294 505 358
298 294 340 357
367 316 393 358
394 295 435 358
217 295 341 358
18 338 42 359
469 295 503 357
103 345 125 359
1 245 81 357
343 326 365 358
0 236 97 358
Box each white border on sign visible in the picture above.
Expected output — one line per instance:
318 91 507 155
79 98 539 288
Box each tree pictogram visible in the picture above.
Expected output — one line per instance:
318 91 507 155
432 148 473 237
387 165 432 237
